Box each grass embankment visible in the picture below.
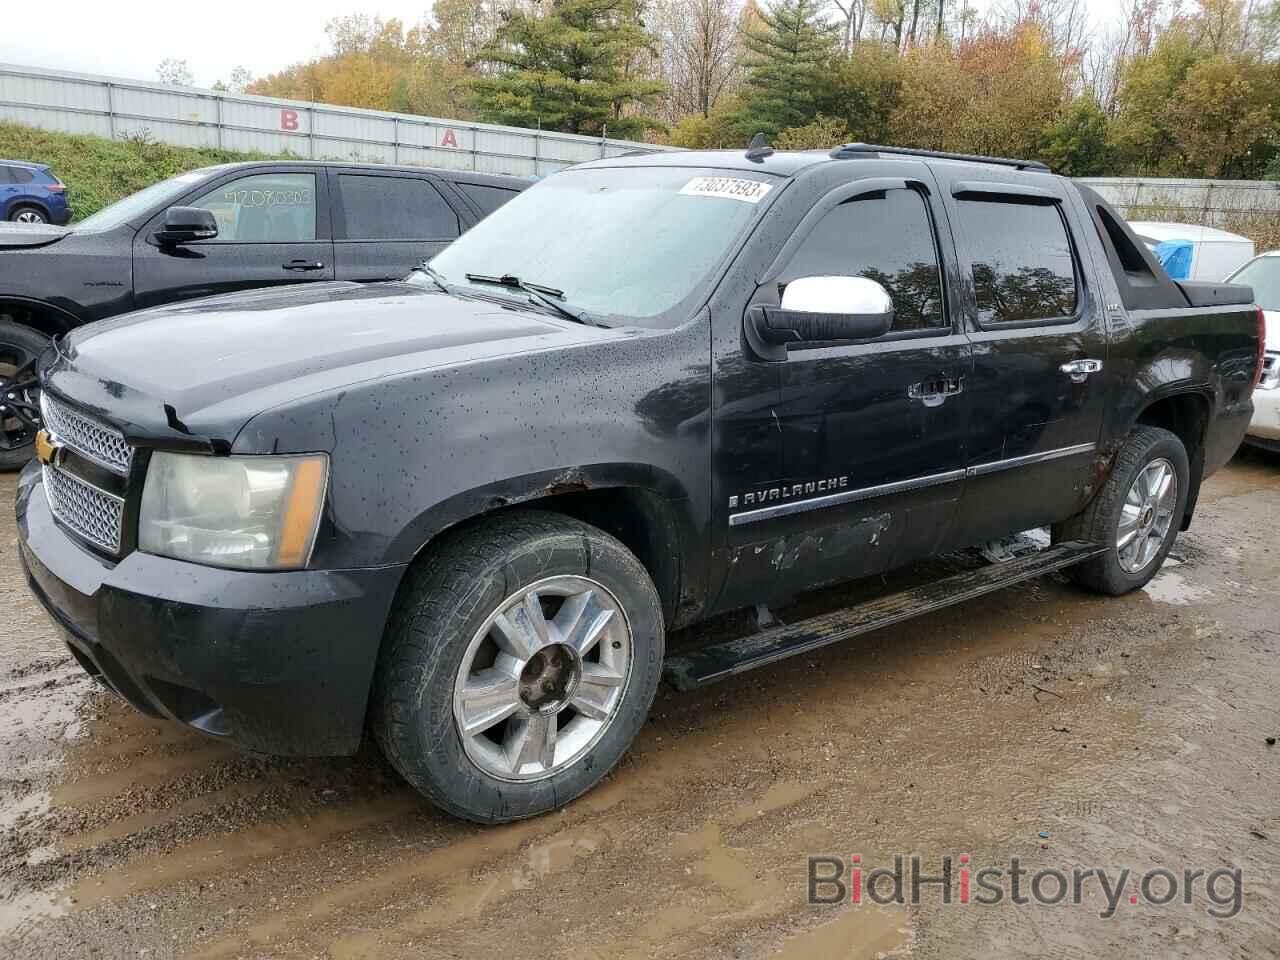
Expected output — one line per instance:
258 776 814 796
0 122 283 221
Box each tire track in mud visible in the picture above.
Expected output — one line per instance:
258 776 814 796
3 461 1279 958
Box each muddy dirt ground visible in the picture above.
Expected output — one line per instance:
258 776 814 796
1 452 1278 959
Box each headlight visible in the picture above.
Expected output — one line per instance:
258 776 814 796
139 452 328 570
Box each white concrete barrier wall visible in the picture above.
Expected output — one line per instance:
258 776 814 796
1080 177 1280 227
0 62 671 177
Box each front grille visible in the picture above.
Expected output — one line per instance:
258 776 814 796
40 393 133 474
43 464 124 552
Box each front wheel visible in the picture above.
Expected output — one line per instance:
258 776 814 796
372 511 664 823
1054 425 1189 595
0 321 50 471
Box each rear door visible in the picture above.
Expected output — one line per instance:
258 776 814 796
932 170 1111 545
330 169 465 281
450 180 523 220
132 167 334 309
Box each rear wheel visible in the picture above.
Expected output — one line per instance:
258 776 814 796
1055 425 1189 595
372 511 664 823
0 321 49 471
9 205 48 225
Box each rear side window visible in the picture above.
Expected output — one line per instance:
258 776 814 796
339 175 459 240
190 173 317 243
779 188 947 333
458 183 519 216
10 167 34 184
956 200 1078 325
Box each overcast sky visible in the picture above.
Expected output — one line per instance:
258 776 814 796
0 0 1121 90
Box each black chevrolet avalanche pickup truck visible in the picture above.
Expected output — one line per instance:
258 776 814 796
17 143 1262 823
0 160 526 468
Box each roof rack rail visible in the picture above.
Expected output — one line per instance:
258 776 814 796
829 143 1050 172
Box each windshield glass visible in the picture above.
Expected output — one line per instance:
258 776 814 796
1231 257 1280 311
424 166 779 324
74 168 224 232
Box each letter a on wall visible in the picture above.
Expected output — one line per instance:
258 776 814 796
440 128 459 148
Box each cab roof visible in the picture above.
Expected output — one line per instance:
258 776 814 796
579 149 832 177
579 142 1052 178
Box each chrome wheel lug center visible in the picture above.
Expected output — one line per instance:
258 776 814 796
518 642 579 713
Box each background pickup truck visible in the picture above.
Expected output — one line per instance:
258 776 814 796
17 142 1262 824
0 160 526 467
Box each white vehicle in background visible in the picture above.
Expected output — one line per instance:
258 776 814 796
1131 221 1256 282
1226 251 1280 452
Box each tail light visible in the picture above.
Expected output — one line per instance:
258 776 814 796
44 184 65 193
1254 305 1266 392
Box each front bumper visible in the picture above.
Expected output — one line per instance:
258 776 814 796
1247 387 1280 444
16 464 406 756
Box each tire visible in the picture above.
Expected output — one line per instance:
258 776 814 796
372 510 664 823
8 205 49 225
1055 425 1189 595
0 321 51 471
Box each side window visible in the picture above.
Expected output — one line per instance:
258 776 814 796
0 166 12 184
189 173 316 243
10 167 34 184
338 175 460 240
779 189 947 333
458 183 519 216
955 199 1078 324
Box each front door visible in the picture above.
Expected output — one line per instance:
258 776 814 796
712 177 971 611
329 169 464 281
931 172 1111 545
132 169 334 309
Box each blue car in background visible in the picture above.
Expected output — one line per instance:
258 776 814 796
0 160 71 224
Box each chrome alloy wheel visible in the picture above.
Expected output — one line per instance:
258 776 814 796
1116 457 1178 573
13 210 46 224
452 575 633 782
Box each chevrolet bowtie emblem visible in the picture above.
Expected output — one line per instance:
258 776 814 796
34 429 60 466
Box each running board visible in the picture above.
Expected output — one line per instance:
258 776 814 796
663 540 1107 690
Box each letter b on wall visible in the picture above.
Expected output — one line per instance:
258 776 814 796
280 109 300 132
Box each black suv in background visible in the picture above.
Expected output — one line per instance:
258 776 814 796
0 161 526 467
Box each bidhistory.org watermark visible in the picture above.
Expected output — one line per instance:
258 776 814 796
808 855 1243 919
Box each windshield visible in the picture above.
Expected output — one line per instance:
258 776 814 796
73 168 224 232
1230 257 1280 311
424 166 779 325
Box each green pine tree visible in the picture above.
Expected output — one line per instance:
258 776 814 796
471 0 665 138
733 0 840 140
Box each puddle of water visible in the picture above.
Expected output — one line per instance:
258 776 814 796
0 890 70 940
772 906 909 959
1143 569 1212 606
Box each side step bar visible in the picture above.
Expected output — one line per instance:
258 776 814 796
663 540 1107 690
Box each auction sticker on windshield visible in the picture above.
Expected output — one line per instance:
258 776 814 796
679 177 773 203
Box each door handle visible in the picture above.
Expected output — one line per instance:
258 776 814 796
1060 359 1103 383
908 375 964 407
282 259 325 271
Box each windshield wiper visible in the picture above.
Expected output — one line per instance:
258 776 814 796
464 273 601 327
413 261 451 293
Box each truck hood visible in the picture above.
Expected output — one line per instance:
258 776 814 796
0 222 72 249
42 281 616 448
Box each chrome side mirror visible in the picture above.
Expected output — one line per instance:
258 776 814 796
747 276 895 358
